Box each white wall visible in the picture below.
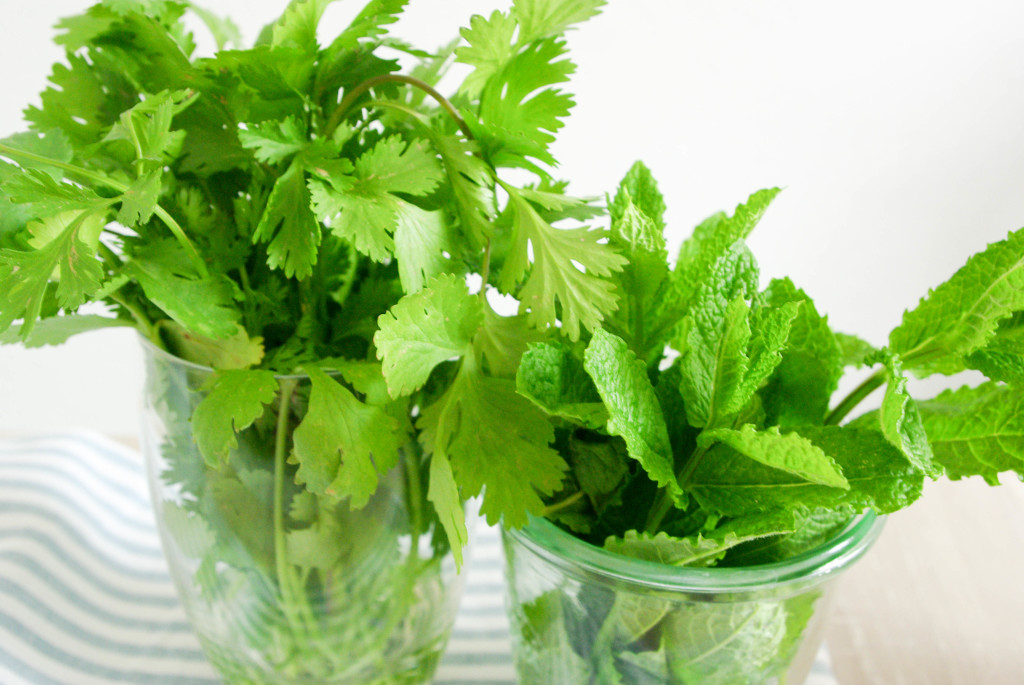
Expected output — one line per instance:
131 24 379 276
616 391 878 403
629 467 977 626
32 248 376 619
3 0 1024 436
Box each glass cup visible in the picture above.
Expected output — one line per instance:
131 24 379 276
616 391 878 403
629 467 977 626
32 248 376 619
503 513 883 684
140 339 469 685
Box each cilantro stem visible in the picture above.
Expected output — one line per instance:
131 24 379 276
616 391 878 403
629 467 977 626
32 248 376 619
403 443 425 559
325 74 473 141
0 143 208 276
541 490 585 517
825 368 886 426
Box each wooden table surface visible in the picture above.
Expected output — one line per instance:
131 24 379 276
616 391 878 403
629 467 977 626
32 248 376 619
826 474 1024 684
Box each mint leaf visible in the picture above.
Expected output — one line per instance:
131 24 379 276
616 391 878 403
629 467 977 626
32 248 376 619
663 601 786 685
672 188 781 313
500 186 626 340
965 314 1024 383
761 278 843 427
517 341 607 428
293 365 403 508
877 355 939 476
676 240 760 428
514 591 591 685
690 426 921 517
698 425 849 489
917 382 1024 483
191 369 278 467
253 160 321 279
836 331 878 368
605 512 794 567
374 274 482 397
890 226 1024 375
609 160 666 234
584 328 681 500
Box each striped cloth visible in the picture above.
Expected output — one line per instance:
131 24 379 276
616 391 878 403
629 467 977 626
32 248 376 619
0 433 837 685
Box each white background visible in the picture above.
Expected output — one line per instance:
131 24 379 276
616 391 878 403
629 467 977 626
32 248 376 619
2 0 1024 435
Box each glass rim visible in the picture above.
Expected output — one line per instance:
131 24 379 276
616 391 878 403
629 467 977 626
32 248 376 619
505 511 885 594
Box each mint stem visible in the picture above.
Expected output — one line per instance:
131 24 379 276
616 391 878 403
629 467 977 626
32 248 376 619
825 368 886 426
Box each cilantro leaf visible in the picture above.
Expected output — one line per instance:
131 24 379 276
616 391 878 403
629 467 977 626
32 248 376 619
191 369 279 467
253 160 321 279
427 449 468 567
126 239 242 339
374 274 482 397
584 328 681 499
419 364 566 527
511 0 607 46
455 10 518 100
499 185 625 340
0 314 129 348
916 382 1024 483
271 0 339 52
309 136 443 262
890 226 1024 375
238 116 308 165
393 204 451 294
292 365 404 508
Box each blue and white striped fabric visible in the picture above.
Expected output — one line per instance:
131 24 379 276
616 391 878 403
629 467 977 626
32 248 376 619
0 433 837 684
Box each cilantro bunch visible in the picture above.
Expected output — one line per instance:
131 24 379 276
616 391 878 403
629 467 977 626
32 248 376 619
0 0 624 561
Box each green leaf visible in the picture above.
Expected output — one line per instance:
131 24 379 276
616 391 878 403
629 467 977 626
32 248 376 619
191 369 279 467
309 136 443 262
475 308 544 379
663 601 787 685
253 160 321 279
584 328 681 500
689 426 923 517
374 274 483 397
672 187 781 313
917 382 1024 482
609 160 666 234
517 341 607 428
965 314 1024 383
393 204 451 294
126 239 242 339
293 365 403 508
238 116 308 164
604 192 670 358
0 130 74 180
761 279 844 427
104 89 192 174
512 0 606 45
0 315 129 347
185 2 242 49
500 186 625 340
0 209 107 336
605 512 794 567
890 226 1024 375
272 0 339 52
877 355 939 477
722 507 854 566
419 364 566 527
116 171 162 226
427 449 468 567
455 10 517 100
426 131 496 249
514 591 592 685
698 425 849 489
836 331 879 368
159 321 264 369
322 0 410 55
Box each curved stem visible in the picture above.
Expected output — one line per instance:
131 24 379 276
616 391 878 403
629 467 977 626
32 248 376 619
0 143 208 276
325 74 473 141
541 489 585 517
825 368 887 426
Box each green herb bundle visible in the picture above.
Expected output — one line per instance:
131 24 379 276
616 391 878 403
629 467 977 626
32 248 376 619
0 0 621 562
503 162 1024 682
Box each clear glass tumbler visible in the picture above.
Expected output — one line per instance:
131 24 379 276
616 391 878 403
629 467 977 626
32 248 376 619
503 513 883 684
140 340 469 685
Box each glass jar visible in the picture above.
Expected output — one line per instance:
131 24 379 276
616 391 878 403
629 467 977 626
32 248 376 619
502 513 883 684
139 340 469 685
